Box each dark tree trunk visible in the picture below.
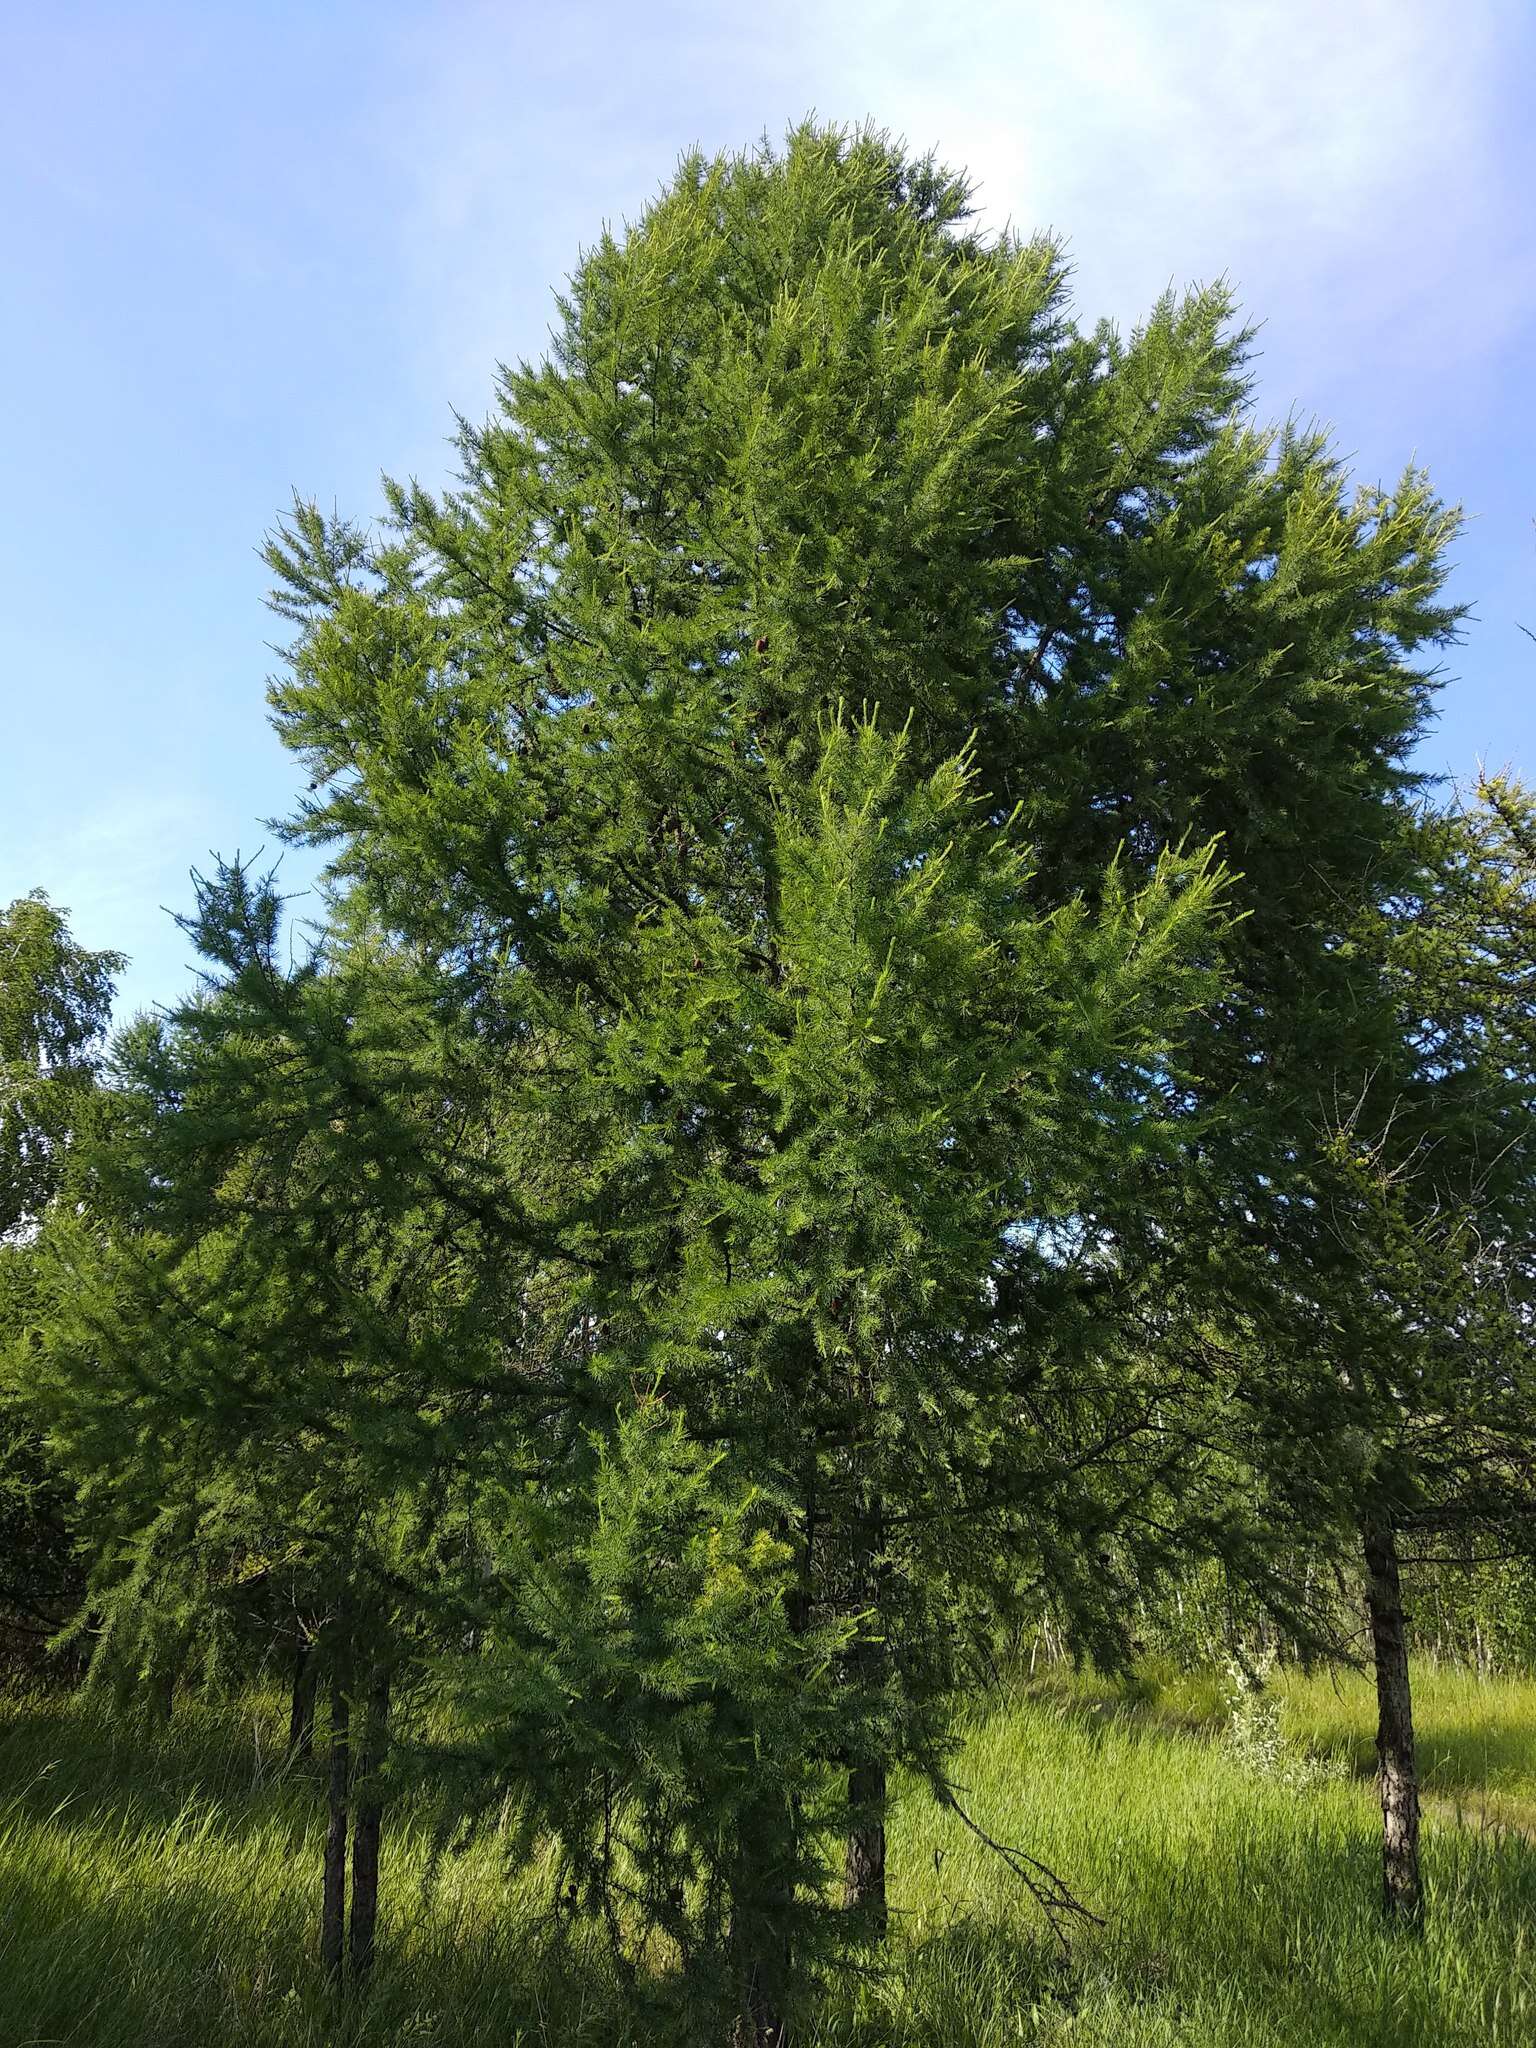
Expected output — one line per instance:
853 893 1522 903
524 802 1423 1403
289 1641 317 1759
740 1969 788 2048
1363 1513 1422 1923
350 1669 390 1981
322 1673 351 1979
843 1760 887 1937
734 1929 789 2048
842 1478 888 1939
730 1797 792 2048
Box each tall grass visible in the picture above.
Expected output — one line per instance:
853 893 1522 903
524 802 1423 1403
1274 1661 1536 1814
2 1664 1533 2045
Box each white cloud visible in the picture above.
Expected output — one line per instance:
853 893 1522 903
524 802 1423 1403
819 0 1518 371
379 0 1527 445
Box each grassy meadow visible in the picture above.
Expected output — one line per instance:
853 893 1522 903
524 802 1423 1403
2 1662 1534 2047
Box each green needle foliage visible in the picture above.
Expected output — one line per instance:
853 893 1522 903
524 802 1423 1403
1334 775 1536 1530
256 118 1459 2001
1 893 124 1234
20 120 1480 2035
403 706 1230 2020
25 872 525 1700
0 894 124 1662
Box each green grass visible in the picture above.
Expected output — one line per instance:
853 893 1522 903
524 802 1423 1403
3 1665 1535 2046
1274 1661 1536 1818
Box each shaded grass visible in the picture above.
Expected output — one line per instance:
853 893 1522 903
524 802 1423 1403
0 1693 630 2047
1274 1661 1536 1814
2 1667 1535 2045
853 1679 1536 2046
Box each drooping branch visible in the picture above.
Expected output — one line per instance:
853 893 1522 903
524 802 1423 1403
931 1779 1104 1951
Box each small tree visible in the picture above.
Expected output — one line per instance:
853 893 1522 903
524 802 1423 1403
1331 780 1536 1920
26 867 530 1980
0 893 124 1666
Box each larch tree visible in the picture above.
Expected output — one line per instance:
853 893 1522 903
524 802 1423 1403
1 891 124 1232
255 122 1460 2034
29 120 1473 2043
25 867 538 1982
1329 777 1536 1920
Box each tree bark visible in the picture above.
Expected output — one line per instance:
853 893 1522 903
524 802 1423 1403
350 1668 390 1981
734 1926 789 2048
741 1973 788 2048
321 1673 351 1979
730 1797 792 2048
150 1664 175 1724
843 1760 887 1937
1362 1513 1422 1923
843 1479 888 1939
288 1640 317 1759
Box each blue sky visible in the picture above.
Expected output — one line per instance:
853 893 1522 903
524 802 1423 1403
3 1 1533 1021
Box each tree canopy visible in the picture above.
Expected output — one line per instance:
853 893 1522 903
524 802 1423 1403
9 123 1518 2039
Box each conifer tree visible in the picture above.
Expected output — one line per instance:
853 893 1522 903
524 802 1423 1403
24 867 538 1978
255 122 1459 2024
1323 779 1536 1919
43 121 1467 2034
1 891 124 1232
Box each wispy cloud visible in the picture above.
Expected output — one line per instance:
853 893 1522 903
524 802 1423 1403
382 0 1527 432
816 0 1521 385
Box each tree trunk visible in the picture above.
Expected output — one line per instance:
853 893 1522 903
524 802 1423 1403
734 1927 789 2048
843 1481 888 1939
322 1673 351 1979
350 1669 390 1981
1362 1514 1422 1922
730 1797 792 2048
843 1760 887 1937
740 1970 788 2048
289 1640 317 1759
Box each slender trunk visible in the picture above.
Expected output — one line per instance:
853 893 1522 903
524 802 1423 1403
730 1794 792 2048
843 1760 887 1936
350 1669 390 1981
740 1967 788 2048
843 1479 888 1938
289 1641 317 1759
1362 1514 1422 1923
322 1673 351 1979
733 1913 790 2048
734 1471 813 2045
